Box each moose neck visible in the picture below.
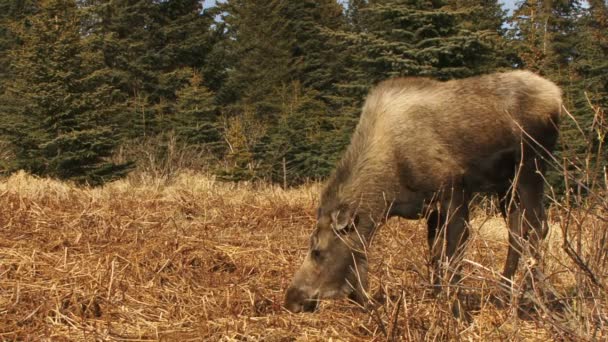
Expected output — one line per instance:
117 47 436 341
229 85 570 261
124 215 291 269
321 149 398 228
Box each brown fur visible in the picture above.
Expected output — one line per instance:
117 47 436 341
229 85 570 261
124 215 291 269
286 70 562 315
322 70 560 221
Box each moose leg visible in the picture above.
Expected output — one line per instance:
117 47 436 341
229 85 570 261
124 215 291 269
516 170 549 292
427 209 444 293
494 183 525 308
501 197 524 287
500 167 549 306
519 174 549 261
441 188 471 320
443 189 470 285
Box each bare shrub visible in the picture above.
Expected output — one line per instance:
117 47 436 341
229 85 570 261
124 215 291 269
112 132 218 184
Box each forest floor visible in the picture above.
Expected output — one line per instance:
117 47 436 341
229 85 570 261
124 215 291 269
0 171 605 341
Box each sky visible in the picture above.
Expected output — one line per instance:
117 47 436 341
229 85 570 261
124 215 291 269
502 0 518 14
204 0 519 15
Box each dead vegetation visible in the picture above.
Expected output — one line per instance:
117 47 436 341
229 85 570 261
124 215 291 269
0 169 605 341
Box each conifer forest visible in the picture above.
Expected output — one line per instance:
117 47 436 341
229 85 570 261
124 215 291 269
0 0 605 188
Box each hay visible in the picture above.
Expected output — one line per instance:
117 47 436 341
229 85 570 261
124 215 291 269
0 172 605 341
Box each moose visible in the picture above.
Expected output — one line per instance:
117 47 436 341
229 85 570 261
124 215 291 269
284 70 562 317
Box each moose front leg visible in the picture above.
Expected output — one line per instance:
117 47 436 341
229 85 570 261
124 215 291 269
445 205 470 287
427 209 444 293
441 188 471 320
427 188 471 320
427 197 471 283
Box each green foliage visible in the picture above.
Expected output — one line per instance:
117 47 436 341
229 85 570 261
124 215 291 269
334 0 509 84
0 1 38 93
217 0 293 112
280 1 346 95
253 83 336 185
87 0 220 138
509 0 607 196
0 0 605 190
174 68 222 154
1 0 132 185
216 0 348 183
325 0 512 120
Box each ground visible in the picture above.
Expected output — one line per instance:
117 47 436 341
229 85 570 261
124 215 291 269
0 172 605 341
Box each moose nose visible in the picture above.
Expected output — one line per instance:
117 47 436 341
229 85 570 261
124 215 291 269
285 286 318 313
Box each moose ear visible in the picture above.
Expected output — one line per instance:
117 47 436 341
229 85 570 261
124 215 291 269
330 207 354 231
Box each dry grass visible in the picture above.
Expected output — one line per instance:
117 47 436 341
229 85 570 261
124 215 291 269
0 171 606 341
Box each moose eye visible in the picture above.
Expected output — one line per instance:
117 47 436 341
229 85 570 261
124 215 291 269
311 249 322 262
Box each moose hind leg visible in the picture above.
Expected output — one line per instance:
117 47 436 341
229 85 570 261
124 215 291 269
501 169 548 294
502 201 524 287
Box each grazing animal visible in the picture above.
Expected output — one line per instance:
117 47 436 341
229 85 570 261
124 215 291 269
284 70 562 315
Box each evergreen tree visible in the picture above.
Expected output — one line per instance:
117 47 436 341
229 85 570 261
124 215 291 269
217 0 352 183
0 0 39 161
253 82 336 185
338 0 507 84
509 0 580 73
0 0 38 94
218 0 292 115
573 0 607 112
509 0 607 195
216 0 296 181
174 68 222 154
447 0 516 66
2 0 132 185
264 1 352 183
566 0 608 193
90 0 219 138
280 0 346 97
327 0 511 115
345 0 369 32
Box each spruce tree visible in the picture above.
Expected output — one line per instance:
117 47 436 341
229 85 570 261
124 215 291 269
2 0 132 185
90 0 219 138
280 0 346 97
253 82 335 185
572 0 607 113
510 0 581 73
567 0 608 193
217 0 351 183
263 0 352 183
0 0 38 94
174 68 222 155
218 0 292 115
447 0 515 66
330 0 510 106
215 0 292 180
0 0 39 166
356 0 504 80
509 0 607 195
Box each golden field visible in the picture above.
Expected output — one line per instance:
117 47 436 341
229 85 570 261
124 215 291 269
0 171 606 341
